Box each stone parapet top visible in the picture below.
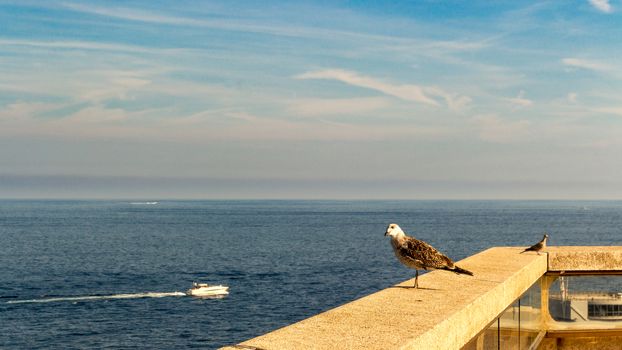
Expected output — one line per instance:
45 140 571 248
221 247 547 350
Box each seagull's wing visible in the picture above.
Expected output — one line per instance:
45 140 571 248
399 236 455 270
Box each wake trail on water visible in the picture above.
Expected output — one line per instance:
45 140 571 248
6 291 186 304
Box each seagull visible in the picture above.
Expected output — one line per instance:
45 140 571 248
384 223 473 288
520 233 549 255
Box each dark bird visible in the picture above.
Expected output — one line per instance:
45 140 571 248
384 223 473 288
520 233 549 255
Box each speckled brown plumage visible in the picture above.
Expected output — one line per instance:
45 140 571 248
385 223 473 288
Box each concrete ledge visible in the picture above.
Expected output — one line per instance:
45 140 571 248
222 247 547 350
547 246 622 271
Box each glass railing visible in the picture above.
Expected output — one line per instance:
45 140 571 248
548 274 622 326
462 279 542 350
464 274 622 350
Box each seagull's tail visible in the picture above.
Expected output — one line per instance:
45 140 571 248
444 265 474 276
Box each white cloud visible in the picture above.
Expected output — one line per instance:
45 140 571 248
567 92 578 103
472 114 531 143
562 57 613 72
506 90 533 108
588 0 612 13
297 69 438 106
0 38 155 53
60 2 392 42
162 109 452 142
425 39 492 52
62 2 206 26
425 86 472 112
62 105 128 124
1 102 56 122
296 69 470 110
288 97 389 116
595 106 622 116
0 101 132 140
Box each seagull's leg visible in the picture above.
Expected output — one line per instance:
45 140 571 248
414 270 419 288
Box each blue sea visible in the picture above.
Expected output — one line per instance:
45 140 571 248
1 200 622 349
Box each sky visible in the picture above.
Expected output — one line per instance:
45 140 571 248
1 0 622 199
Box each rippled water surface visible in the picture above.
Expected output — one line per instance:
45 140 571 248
1 200 621 349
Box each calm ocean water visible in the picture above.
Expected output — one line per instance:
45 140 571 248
1 200 622 349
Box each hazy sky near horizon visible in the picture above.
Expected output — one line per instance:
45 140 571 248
1 0 622 199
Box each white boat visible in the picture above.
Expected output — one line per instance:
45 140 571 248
186 282 229 297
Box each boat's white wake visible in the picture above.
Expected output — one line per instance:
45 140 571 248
6 291 186 304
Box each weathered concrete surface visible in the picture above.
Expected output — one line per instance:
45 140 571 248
540 336 622 350
537 338 557 350
221 247 547 350
547 246 622 271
